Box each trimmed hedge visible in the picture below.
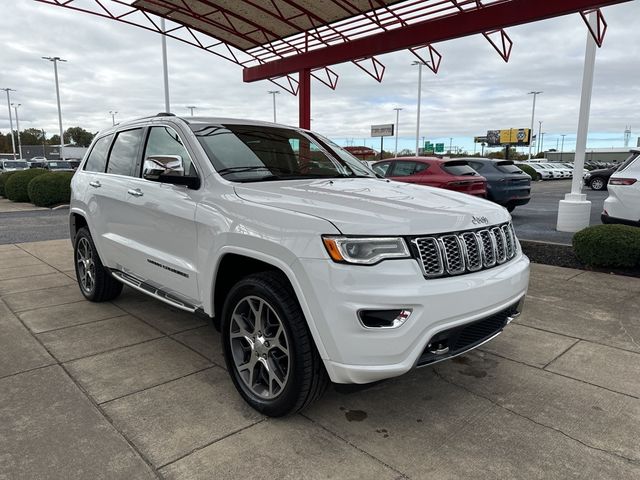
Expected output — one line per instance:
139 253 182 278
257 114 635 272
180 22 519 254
4 169 48 202
27 172 74 207
573 224 640 268
517 163 539 180
0 171 18 197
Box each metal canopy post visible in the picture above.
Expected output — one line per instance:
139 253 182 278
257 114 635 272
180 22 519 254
299 68 311 129
557 11 598 232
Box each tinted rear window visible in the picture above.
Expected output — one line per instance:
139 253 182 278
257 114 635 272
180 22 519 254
442 162 477 176
496 161 524 174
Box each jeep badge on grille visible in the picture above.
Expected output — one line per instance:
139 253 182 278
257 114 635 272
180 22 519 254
472 216 489 225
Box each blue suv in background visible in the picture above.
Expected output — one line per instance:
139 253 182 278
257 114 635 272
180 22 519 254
464 158 532 213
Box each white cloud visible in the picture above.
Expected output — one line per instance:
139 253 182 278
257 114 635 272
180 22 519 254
0 0 638 152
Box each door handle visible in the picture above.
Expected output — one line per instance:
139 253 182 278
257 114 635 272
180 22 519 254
89 181 101 188
127 188 144 197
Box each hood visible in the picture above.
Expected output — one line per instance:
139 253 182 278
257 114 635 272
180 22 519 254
234 178 509 235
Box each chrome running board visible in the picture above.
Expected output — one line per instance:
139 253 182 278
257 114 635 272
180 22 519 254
110 270 197 313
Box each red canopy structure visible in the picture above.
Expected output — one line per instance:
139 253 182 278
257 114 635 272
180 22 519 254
37 0 628 128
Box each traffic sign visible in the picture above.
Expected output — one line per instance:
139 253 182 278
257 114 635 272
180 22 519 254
435 143 445 153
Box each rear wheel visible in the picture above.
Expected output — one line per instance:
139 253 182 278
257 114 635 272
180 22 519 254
222 271 328 417
74 227 123 302
589 177 606 190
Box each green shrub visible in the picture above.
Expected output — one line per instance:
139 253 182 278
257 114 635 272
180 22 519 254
4 169 47 202
0 171 18 197
27 172 74 207
517 163 539 180
573 224 640 268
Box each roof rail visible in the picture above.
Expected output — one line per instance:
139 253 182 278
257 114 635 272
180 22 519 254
155 112 175 117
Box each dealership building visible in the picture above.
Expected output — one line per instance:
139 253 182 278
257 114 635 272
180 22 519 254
546 147 636 164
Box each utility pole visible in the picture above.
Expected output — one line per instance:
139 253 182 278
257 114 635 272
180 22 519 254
41 130 47 158
537 120 543 155
527 91 542 160
12 103 22 159
268 91 279 123
393 107 402 157
560 134 566 162
42 56 67 160
412 61 425 156
109 110 117 126
449 137 453 155
1 88 17 159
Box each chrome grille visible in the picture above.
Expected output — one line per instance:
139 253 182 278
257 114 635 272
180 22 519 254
413 222 518 279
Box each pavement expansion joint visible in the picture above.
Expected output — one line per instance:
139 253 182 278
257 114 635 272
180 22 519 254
430 368 640 466
299 412 411 479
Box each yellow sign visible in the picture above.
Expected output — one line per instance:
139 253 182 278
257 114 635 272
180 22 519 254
487 128 531 146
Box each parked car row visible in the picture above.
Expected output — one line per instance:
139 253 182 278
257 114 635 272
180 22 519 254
515 162 574 180
0 158 80 172
371 157 531 212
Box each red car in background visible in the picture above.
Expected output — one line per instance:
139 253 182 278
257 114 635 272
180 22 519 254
372 157 487 197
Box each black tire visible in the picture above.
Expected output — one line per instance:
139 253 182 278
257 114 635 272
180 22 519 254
535 173 542 181
74 227 123 302
589 176 606 191
221 271 328 417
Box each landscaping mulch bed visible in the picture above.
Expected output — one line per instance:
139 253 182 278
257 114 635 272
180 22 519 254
520 239 640 278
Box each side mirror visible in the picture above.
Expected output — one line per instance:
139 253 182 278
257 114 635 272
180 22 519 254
143 155 185 180
143 155 200 189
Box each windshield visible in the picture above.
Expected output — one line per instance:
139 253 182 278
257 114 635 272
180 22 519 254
3 161 28 168
192 124 376 183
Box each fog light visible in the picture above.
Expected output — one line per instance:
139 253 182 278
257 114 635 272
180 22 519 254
358 309 412 329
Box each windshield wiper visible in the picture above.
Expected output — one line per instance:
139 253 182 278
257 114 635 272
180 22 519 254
217 166 292 176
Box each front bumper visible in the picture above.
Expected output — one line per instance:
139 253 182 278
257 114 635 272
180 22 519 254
292 253 530 384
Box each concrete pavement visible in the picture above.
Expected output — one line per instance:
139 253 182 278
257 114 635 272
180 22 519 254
1 239 639 479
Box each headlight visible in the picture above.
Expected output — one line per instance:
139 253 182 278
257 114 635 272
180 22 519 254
322 236 410 265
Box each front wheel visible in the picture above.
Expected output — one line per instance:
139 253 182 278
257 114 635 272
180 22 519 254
221 272 328 417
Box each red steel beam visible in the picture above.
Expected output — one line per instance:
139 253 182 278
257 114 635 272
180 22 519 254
243 0 630 82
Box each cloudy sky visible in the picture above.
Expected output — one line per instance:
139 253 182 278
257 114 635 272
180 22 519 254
1 0 639 154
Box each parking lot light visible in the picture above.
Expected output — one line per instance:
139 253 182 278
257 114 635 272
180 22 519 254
393 107 402 157
268 91 279 123
12 103 22 159
1 88 17 160
412 61 426 157
109 110 117 126
42 56 67 161
527 91 542 160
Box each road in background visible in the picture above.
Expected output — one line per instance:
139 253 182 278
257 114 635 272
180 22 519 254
0 209 69 244
511 180 607 245
0 181 608 245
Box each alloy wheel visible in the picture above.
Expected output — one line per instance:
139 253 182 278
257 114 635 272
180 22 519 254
229 295 291 399
76 237 95 294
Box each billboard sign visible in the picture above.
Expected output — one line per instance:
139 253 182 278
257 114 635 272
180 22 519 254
371 124 394 137
486 129 531 146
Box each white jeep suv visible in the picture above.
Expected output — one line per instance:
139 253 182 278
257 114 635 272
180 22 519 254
70 114 529 416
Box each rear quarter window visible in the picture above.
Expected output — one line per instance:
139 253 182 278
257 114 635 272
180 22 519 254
84 134 113 173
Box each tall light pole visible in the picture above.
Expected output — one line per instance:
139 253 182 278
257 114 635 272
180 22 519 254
12 103 22 159
412 61 425 157
42 56 67 160
1 88 17 160
560 134 566 162
393 107 402 157
186 106 197 116
449 137 453 154
527 91 542 160
268 91 279 123
109 110 117 126
540 132 546 155
160 18 170 113
537 120 543 155
41 130 47 158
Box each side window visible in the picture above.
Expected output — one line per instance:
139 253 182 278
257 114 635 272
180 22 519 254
414 162 428 174
373 162 391 176
144 126 196 176
393 161 419 177
106 129 143 176
84 135 113 173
